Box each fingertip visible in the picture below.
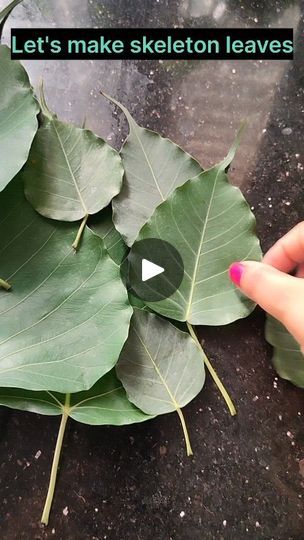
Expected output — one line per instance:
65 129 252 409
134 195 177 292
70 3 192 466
228 262 245 287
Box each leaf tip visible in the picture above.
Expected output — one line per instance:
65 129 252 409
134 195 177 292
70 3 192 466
39 79 53 119
100 91 134 131
220 119 248 172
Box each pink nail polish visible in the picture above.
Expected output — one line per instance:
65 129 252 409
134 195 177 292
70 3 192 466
229 262 245 286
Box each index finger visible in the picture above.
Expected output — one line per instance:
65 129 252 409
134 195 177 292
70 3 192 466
263 222 304 273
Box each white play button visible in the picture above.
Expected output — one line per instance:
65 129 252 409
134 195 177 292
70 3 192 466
123 238 184 301
141 258 164 282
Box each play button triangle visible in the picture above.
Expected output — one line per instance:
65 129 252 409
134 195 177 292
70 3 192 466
142 258 164 282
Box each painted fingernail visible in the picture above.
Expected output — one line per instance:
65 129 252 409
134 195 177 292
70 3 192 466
229 262 245 286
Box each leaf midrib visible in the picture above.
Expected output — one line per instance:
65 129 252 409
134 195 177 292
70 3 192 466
134 326 179 410
52 120 88 215
185 167 221 321
130 121 165 202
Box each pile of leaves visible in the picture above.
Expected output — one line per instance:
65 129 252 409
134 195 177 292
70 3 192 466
0 0 302 525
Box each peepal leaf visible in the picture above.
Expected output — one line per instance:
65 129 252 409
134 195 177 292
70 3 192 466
0 370 151 425
136 129 262 325
23 88 123 226
101 92 202 246
0 45 39 191
0 179 132 392
0 369 151 525
89 206 128 265
265 315 304 388
116 309 205 455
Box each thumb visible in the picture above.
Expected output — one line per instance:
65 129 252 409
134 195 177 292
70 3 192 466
229 261 304 344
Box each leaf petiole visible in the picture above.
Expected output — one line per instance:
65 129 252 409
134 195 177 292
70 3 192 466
186 322 236 417
177 407 193 456
41 393 70 526
0 278 11 290
72 214 89 251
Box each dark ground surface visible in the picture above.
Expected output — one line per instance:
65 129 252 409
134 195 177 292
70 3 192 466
1 1 304 539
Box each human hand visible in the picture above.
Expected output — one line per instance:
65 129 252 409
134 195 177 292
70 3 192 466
229 222 304 352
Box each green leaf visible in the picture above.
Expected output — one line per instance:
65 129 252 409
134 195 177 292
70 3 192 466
0 369 151 525
135 128 262 325
0 369 151 425
101 92 202 246
116 309 206 455
88 211 148 310
265 315 304 388
23 86 123 248
89 205 128 265
0 179 132 392
0 45 39 191
88 210 146 311
0 0 23 37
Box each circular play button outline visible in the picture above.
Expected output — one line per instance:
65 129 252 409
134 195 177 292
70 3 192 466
122 238 184 302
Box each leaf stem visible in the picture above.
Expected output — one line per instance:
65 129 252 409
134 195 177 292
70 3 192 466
0 278 11 291
186 322 236 416
72 214 89 251
176 407 193 456
41 394 70 526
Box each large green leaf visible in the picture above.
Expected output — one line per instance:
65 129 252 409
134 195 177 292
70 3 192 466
23 88 123 227
89 205 128 265
0 179 132 392
265 315 304 388
0 369 151 425
135 131 262 325
0 45 39 191
101 92 202 246
116 309 205 455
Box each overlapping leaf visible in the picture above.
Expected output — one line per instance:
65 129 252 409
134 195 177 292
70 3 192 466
0 45 39 191
116 309 205 454
265 315 304 388
23 89 123 224
89 211 147 310
101 93 202 246
135 132 262 325
0 370 151 425
89 206 128 265
0 179 132 392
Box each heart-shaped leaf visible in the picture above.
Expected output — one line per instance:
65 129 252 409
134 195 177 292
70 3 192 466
135 129 262 325
0 369 151 525
89 206 128 265
0 179 132 392
116 309 206 455
265 315 304 387
0 45 39 191
101 92 202 246
23 87 123 248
